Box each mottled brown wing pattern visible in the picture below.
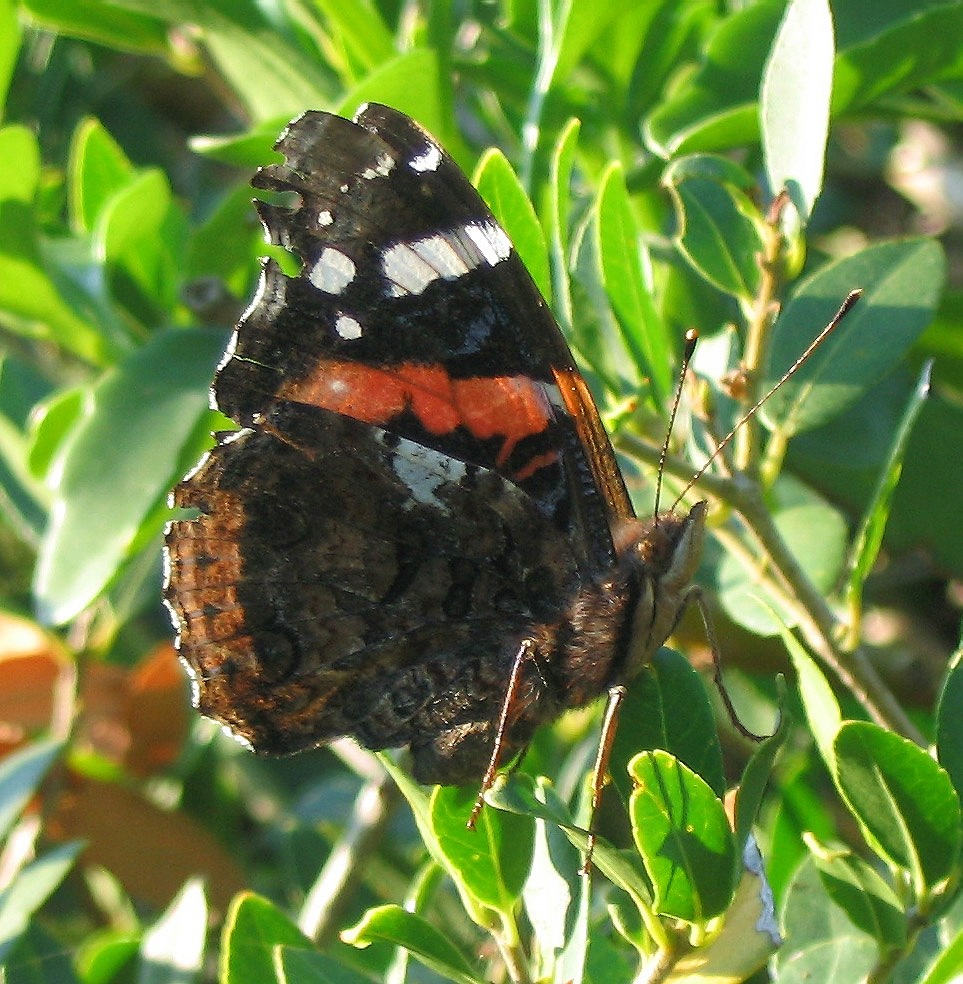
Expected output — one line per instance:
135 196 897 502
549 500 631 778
166 403 591 782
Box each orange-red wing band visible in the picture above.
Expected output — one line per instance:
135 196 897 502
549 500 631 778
278 359 558 478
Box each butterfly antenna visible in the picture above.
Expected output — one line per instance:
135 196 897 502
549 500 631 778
670 289 862 511
654 329 700 520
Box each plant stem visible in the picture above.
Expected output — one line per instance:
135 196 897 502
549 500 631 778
299 773 399 944
735 198 785 476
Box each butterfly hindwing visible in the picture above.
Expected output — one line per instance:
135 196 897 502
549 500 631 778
165 403 585 782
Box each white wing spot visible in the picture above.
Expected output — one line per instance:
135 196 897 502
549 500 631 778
318 209 334 227
308 247 356 294
361 152 395 180
334 313 363 340
382 221 511 297
392 441 468 512
411 233 471 279
382 241 441 296
409 143 442 173
463 219 512 265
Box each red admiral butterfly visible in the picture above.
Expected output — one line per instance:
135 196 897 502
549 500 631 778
163 104 706 794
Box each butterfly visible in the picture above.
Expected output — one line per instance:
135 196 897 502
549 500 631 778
163 103 706 799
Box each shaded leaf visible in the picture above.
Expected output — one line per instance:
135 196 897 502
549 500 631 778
809 841 906 947
610 647 724 807
430 784 533 916
221 893 310 984
33 328 228 624
475 149 550 301
834 722 961 894
0 739 63 843
762 238 945 435
761 0 835 222
844 360 932 620
629 750 735 923
342 905 483 984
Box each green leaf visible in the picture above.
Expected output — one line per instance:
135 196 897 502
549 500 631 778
430 784 533 916
67 118 134 235
645 0 785 156
186 181 264 296
762 238 945 435
0 126 114 365
610 648 725 806
809 841 906 947
832 2 963 114
663 153 757 191
26 386 85 483
718 475 847 635
833 721 961 895
628 750 735 923
110 0 331 120
475 149 550 301
33 328 228 625
20 0 169 53
774 857 878 984
0 0 20 114
546 118 580 334
0 842 82 966
96 169 171 267
664 171 764 301
761 0 835 222
310 0 395 75
844 361 931 619
734 695 790 850
274 946 372 984
375 756 438 856
597 163 671 407
647 0 963 157
221 893 310 984
96 167 183 314
936 638 963 802
550 0 626 84
0 741 62 843
76 932 139 983
778 620 842 769
342 905 483 984
190 115 289 168
918 926 963 984
138 879 207 984
627 2 717 120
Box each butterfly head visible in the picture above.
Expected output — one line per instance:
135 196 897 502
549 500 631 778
611 499 707 680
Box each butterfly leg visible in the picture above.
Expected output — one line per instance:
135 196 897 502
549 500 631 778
686 586 768 742
468 637 535 830
581 683 627 874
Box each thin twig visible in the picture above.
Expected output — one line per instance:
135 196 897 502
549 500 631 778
299 772 399 944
